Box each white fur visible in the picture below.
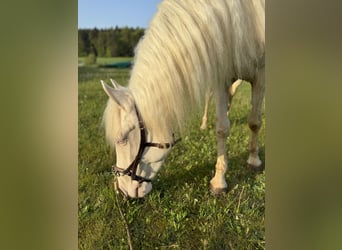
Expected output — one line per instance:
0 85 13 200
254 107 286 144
129 0 264 136
102 0 265 197
200 79 242 130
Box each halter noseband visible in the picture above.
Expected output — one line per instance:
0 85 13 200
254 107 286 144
112 107 181 183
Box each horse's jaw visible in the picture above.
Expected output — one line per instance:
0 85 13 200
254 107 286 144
116 152 169 198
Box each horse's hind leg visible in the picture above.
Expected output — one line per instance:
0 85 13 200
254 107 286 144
210 83 230 194
200 89 213 130
229 79 242 97
247 68 265 169
201 80 242 130
227 79 242 115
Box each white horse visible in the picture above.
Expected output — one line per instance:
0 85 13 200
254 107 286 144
101 0 265 198
200 79 242 130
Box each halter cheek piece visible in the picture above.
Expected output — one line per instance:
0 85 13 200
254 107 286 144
112 107 181 184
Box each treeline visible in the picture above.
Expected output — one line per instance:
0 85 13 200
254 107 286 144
78 27 145 57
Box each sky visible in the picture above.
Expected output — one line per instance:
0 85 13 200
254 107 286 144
78 0 163 29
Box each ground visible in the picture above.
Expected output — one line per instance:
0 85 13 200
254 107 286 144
78 58 265 249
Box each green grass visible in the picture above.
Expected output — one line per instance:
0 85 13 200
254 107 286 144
78 59 265 249
79 57 133 66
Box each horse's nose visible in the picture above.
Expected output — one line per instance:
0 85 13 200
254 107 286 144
126 181 152 198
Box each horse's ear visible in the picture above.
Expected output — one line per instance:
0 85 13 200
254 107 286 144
101 80 133 112
110 79 125 90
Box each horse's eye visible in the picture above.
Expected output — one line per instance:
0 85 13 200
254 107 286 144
116 139 128 146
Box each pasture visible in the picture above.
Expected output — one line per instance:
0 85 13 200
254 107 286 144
78 58 265 249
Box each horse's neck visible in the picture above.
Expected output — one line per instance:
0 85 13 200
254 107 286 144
143 114 174 144
131 89 174 144
147 130 173 145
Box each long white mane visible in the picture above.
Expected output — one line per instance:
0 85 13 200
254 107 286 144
105 0 265 142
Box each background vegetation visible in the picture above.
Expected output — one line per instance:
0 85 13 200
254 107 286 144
78 27 145 58
78 58 265 249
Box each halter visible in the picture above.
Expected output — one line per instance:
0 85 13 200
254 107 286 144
112 107 181 183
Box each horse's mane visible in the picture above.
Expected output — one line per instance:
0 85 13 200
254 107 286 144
116 0 264 137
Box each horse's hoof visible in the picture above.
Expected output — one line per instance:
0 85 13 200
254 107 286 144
209 183 228 196
248 163 264 172
247 157 263 172
200 125 207 130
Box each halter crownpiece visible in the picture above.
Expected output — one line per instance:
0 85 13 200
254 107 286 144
112 106 181 183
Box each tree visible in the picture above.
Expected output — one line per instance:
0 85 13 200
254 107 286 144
78 29 90 56
78 27 145 57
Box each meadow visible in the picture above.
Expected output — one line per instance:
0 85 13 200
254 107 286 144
78 58 265 249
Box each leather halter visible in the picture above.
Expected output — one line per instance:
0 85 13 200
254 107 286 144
112 107 181 183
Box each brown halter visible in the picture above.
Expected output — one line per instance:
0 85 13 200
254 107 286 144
112 107 181 183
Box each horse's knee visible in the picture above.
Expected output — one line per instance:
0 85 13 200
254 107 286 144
248 117 261 132
216 128 229 138
216 118 230 138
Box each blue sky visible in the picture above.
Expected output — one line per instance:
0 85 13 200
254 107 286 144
78 0 163 28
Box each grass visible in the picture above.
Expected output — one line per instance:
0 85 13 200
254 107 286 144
78 57 132 66
78 57 265 249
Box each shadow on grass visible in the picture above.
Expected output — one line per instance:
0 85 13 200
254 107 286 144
154 145 265 196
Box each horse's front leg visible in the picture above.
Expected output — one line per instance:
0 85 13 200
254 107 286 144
210 84 230 194
247 67 265 169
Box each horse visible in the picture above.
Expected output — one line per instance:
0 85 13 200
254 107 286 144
200 79 242 130
101 0 265 198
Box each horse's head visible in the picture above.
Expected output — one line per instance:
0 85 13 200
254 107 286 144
101 79 173 198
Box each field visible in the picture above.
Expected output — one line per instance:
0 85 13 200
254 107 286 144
78 57 132 67
78 58 265 249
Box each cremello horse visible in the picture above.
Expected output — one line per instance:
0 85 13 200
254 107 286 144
200 80 242 130
101 0 265 198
